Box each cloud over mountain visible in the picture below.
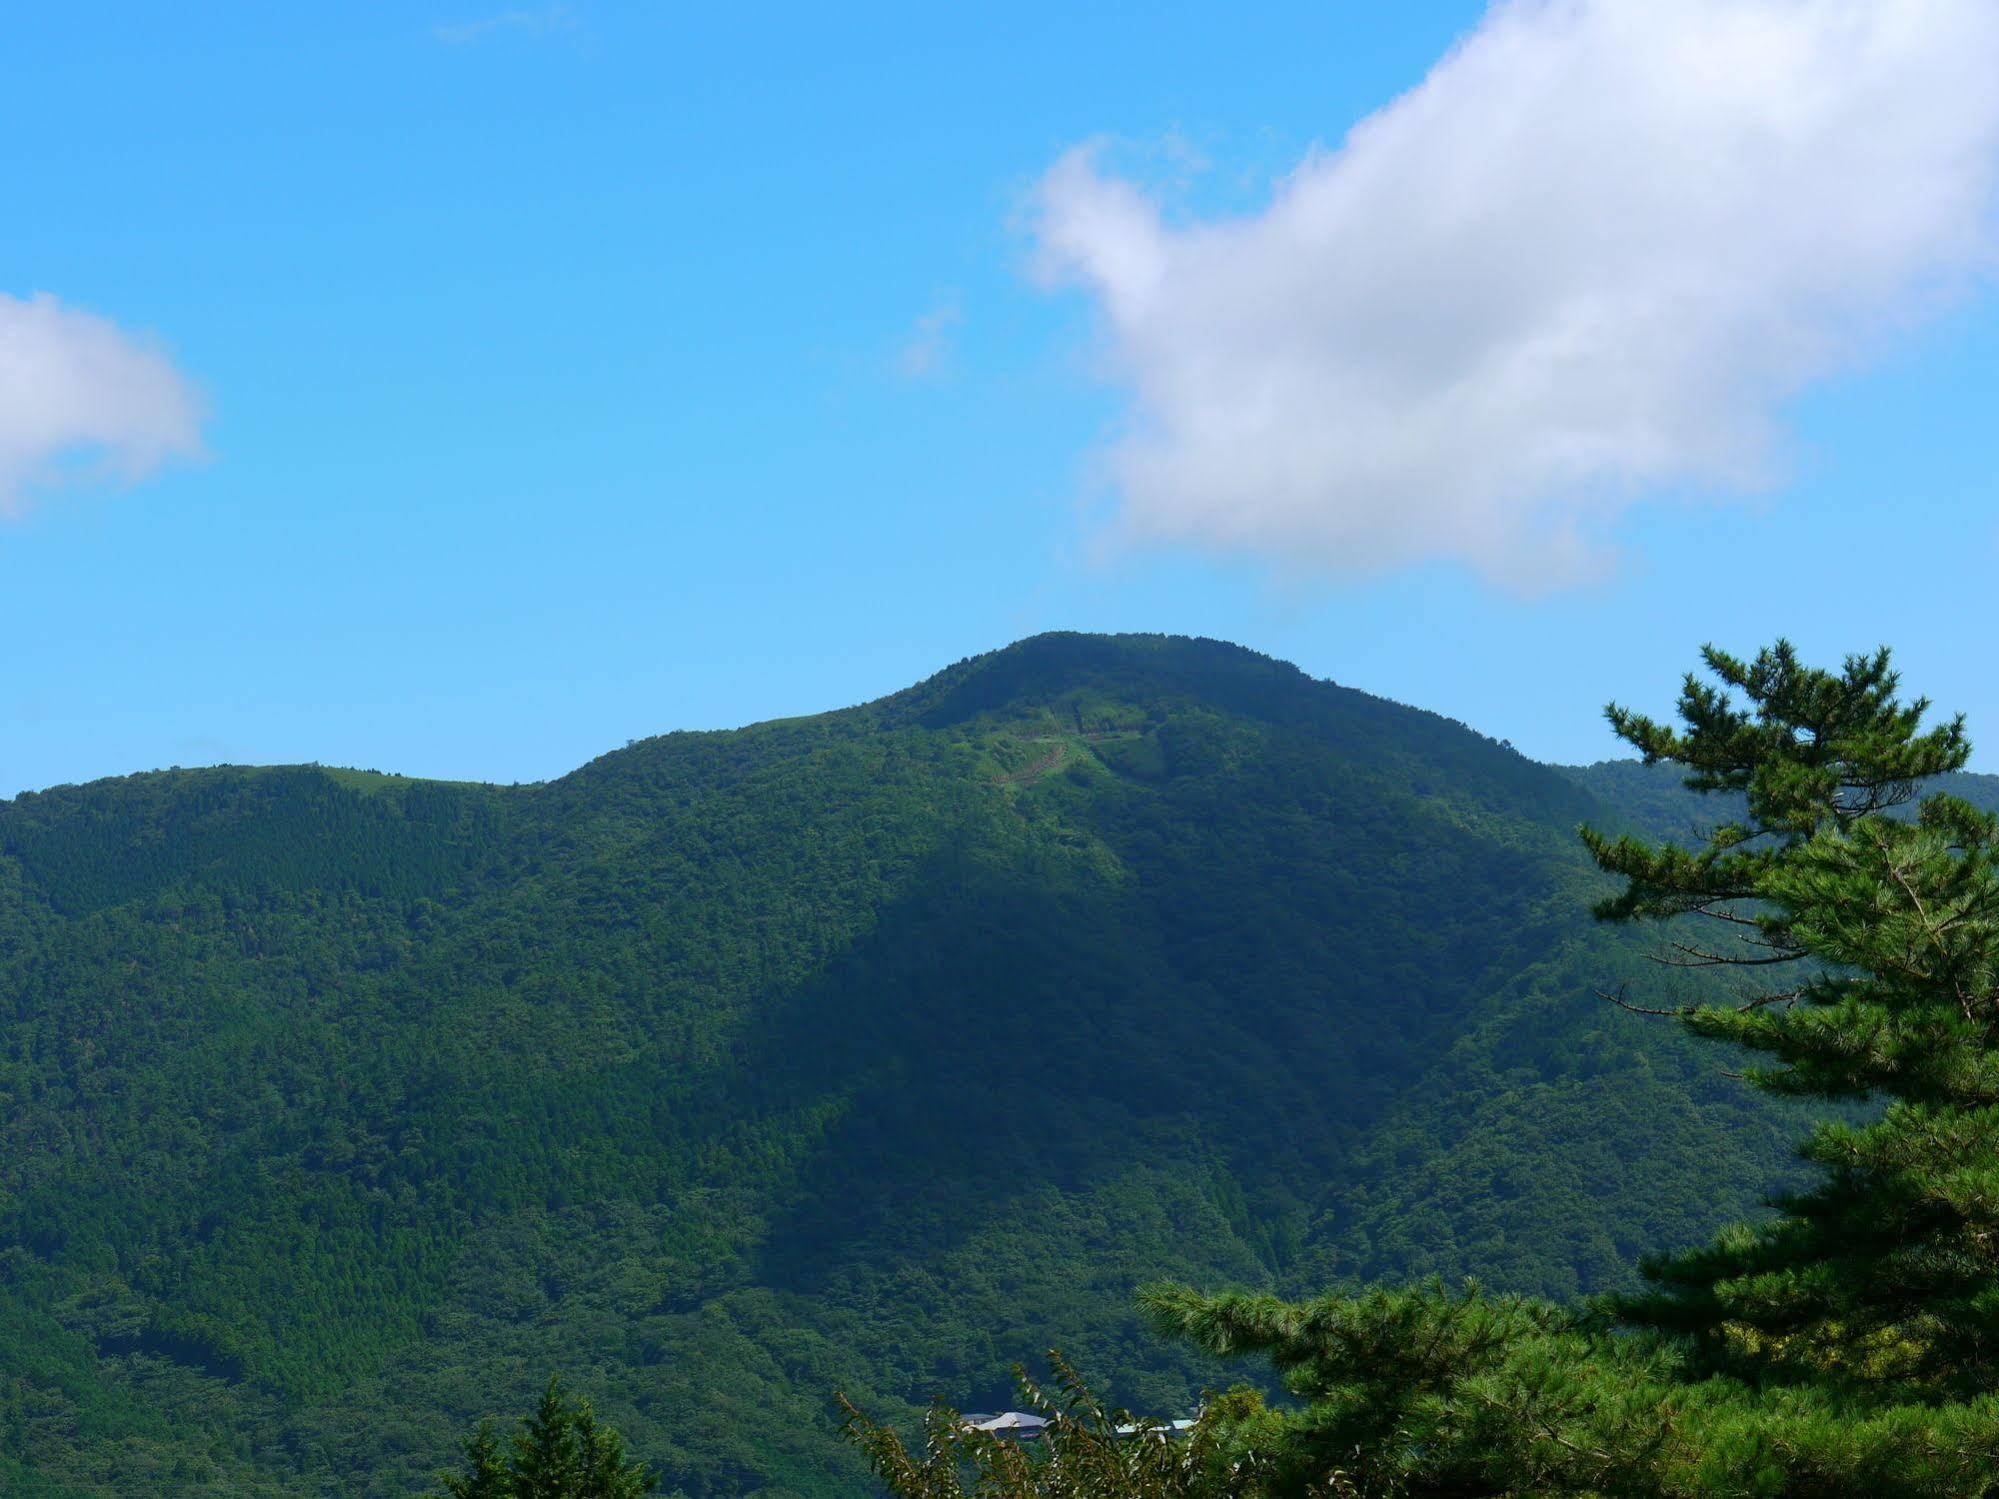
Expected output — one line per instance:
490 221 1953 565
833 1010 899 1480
1031 0 1999 588
0 292 203 516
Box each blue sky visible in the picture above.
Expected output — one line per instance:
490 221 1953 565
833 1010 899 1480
5 1 1997 796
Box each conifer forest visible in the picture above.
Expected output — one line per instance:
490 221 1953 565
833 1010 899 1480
11 633 1999 1494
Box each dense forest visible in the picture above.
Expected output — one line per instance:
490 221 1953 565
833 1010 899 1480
5 633 1970 1496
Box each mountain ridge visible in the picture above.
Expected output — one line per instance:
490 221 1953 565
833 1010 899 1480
0 631 1815 1496
5 631 1538 802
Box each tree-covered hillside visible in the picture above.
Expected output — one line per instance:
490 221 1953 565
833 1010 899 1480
0 634 1798 1496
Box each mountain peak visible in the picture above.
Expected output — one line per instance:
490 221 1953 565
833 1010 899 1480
881 631 1316 731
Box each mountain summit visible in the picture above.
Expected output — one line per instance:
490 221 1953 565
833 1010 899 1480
0 634 1793 1496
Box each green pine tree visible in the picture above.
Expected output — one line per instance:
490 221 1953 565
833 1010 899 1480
432 1378 655 1499
1142 641 1999 1494
1582 641 1999 1389
438 1423 509 1499
512 1379 583 1499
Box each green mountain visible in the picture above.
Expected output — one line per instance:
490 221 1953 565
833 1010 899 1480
1 633 1810 1496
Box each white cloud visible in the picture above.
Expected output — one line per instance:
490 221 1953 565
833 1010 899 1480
898 294 962 380
1030 0 1999 589
0 293 204 516
432 4 573 45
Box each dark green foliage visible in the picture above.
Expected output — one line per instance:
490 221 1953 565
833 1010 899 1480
433 1378 655 1498
439 1425 511 1499
1144 640 1999 1495
1590 645 1999 1392
1148 1281 1999 1497
0 633 1803 1494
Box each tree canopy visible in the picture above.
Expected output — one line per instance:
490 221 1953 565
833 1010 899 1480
2 634 1830 1494
1021 641 1999 1495
431 1378 654 1499
14 633 1999 1493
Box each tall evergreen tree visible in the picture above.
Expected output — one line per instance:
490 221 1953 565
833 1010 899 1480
1581 641 1999 1389
512 1379 584 1499
1145 642 1999 1494
432 1379 655 1499
438 1424 510 1499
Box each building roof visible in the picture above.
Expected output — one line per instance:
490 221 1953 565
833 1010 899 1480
964 1411 1049 1434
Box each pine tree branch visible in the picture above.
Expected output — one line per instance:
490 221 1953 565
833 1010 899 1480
1648 940 1801 969
1596 986 1688 1018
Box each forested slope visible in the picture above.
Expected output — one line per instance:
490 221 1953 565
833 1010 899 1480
0 634 1801 1496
